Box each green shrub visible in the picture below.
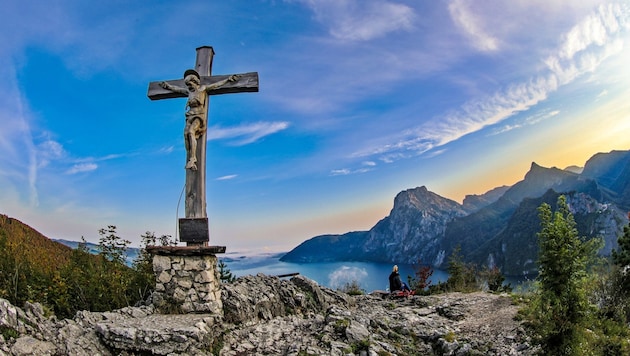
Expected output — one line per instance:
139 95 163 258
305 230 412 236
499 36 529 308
522 196 602 355
479 266 511 293
0 326 19 340
333 318 350 334
351 339 371 353
338 280 365 295
444 330 456 343
445 246 478 292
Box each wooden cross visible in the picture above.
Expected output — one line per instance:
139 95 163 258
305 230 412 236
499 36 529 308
147 46 259 245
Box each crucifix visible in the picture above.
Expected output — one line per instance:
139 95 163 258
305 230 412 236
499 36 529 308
147 46 259 245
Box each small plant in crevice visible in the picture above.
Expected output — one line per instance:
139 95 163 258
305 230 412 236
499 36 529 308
337 280 365 295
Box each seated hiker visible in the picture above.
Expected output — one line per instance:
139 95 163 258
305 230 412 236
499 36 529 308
401 281 411 292
389 265 402 291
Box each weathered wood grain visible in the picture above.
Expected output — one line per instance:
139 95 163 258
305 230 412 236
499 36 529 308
147 72 259 100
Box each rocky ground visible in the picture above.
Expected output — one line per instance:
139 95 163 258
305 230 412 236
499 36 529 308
0 274 534 355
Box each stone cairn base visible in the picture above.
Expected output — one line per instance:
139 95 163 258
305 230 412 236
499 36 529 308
146 246 226 314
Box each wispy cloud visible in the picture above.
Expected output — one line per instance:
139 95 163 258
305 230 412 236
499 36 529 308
544 4 628 86
558 4 618 60
37 139 66 170
491 109 561 135
330 168 351 176
0 63 39 207
216 174 238 181
330 161 374 176
355 3 629 162
527 110 560 126
94 154 126 162
158 146 175 154
448 0 499 51
207 121 290 145
66 163 98 175
296 0 415 41
31 143 126 175
63 153 127 175
0 1 141 206
0 1 138 78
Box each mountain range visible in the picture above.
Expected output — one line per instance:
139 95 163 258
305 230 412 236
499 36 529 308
54 238 140 266
281 149 630 276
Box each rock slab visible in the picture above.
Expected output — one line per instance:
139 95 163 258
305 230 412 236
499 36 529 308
0 274 534 355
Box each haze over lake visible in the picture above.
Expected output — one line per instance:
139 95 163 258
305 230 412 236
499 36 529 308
222 252 532 293
223 252 447 292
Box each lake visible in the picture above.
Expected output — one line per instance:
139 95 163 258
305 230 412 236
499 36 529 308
221 252 532 293
222 252 449 292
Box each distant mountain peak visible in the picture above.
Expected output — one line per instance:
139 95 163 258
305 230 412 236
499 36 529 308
393 186 462 213
397 185 429 197
519 162 577 187
282 149 630 273
462 185 510 213
564 165 584 174
526 161 571 175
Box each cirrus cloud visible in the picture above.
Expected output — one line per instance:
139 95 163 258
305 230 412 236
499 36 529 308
448 0 499 52
207 121 290 145
295 0 415 41
66 162 98 175
353 3 629 162
216 174 238 181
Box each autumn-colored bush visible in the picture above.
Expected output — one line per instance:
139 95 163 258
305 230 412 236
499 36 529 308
0 215 158 318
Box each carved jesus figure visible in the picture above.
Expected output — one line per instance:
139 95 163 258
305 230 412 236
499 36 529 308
160 69 238 170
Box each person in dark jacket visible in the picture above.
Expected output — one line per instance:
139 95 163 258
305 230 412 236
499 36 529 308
389 265 403 291
389 265 412 293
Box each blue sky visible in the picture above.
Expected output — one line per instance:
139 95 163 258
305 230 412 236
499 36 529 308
1 0 629 253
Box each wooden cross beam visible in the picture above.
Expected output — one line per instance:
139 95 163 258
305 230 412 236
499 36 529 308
147 73 258 100
147 46 259 245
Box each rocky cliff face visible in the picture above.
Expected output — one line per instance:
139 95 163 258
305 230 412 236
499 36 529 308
581 150 630 210
0 274 534 355
279 231 368 263
468 189 627 276
282 150 630 276
281 187 469 265
362 186 468 265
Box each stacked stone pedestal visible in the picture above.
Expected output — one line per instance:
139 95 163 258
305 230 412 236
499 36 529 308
147 246 226 314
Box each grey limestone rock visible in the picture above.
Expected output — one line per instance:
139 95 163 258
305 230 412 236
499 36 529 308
0 276 534 355
9 336 57 356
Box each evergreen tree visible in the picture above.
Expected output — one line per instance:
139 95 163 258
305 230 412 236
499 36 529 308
612 212 630 268
479 266 510 293
607 212 630 323
530 195 602 355
446 245 477 292
217 259 236 283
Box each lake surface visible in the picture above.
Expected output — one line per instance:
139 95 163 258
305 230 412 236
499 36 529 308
222 252 449 292
222 252 532 293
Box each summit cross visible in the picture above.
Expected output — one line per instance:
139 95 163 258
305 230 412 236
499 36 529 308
147 46 259 245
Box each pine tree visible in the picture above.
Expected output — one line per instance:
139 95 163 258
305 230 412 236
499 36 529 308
217 259 236 283
608 212 630 323
612 212 630 268
446 245 477 292
531 195 602 355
